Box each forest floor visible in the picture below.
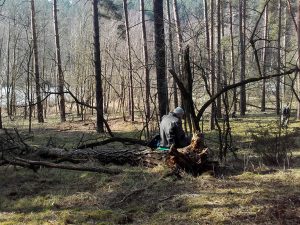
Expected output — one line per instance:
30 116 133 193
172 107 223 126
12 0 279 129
1 111 300 225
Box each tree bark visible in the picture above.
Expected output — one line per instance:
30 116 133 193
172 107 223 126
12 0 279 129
34 146 166 167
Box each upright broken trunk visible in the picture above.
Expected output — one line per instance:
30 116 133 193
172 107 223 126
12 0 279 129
182 47 197 133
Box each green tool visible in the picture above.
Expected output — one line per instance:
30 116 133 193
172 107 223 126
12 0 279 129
157 147 170 151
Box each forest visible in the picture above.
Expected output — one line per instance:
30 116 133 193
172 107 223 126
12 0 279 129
0 0 300 224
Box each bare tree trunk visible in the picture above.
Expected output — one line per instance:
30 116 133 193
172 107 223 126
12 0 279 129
6 22 10 117
216 0 222 118
276 0 282 115
0 107 2 129
53 0 66 122
123 0 134 121
210 0 216 129
140 0 150 136
172 0 183 79
229 1 237 112
153 0 168 118
297 0 300 119
261 3 269 112
92 0 104 132
31 0 44 123
239 0 246 115
166 0 178 108
0 37 2 128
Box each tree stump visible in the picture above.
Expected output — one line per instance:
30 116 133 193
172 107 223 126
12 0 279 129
166 132 218 176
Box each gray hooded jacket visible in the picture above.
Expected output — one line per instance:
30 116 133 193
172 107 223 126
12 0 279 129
160 112 187 148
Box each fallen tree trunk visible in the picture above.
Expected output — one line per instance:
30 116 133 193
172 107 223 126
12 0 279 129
35 144 167 167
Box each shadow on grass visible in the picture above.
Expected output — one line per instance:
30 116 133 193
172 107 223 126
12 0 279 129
1 162 300 224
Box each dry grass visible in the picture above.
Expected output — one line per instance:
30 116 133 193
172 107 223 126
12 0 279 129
1 113 300 224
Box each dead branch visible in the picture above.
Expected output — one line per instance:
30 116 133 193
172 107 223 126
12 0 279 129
195 67 298 123
8 156 122 175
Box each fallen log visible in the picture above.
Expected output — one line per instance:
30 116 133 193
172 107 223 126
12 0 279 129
35 144 168 167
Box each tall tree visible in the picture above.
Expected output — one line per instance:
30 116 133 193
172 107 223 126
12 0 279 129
31 0 44 123
166 0 178 108
153 0 168 118
239 0 246 115
172 0 183 78
140 0 150 123
276 0 282 115
92 0 104 132
53 0 66 122
261 2 269 112
210 0 216 129
123 0 134 121
216 0 222 118
0 37 3 129
297 0 300 120
229 1 237 112
6 22 10 117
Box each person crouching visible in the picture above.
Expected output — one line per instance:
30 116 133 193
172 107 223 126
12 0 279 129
159 107 190 148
